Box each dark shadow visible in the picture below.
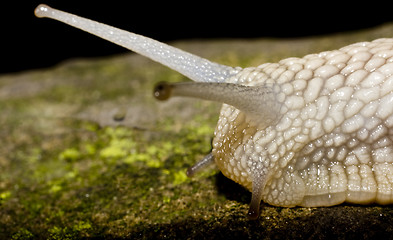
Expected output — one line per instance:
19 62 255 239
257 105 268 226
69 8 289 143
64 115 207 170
215 172 251 204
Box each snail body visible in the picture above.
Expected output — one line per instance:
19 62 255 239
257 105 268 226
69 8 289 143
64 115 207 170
35 4 393 219
213 39 393 218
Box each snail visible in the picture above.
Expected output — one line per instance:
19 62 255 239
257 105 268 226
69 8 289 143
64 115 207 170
35 4 393 220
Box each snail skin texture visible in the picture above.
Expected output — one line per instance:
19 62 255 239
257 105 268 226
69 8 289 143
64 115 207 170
36 4 393 220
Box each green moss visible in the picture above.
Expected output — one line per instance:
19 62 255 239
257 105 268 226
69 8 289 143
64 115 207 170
0 191 11 205
73 221 92 232
59 148 81 162
48 226 75 240
172 170 189 185
49 184 62 193
11 228 34 240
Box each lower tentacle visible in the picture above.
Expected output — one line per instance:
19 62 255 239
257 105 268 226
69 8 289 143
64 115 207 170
187 153 215 177
248 177 265 220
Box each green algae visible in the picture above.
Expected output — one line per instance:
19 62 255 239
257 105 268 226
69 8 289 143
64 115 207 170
2 24 393 239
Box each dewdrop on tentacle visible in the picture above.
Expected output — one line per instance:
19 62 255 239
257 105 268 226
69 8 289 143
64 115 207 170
35 4 393 220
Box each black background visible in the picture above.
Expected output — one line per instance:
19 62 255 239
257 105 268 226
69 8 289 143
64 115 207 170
3 1 393 74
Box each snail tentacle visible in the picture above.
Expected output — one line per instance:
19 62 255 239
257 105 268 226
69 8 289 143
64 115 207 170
34 4 239 83
186 153 215 177
154 81 282 128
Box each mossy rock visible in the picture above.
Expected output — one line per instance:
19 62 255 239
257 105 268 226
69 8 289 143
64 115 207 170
2 23 393 239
